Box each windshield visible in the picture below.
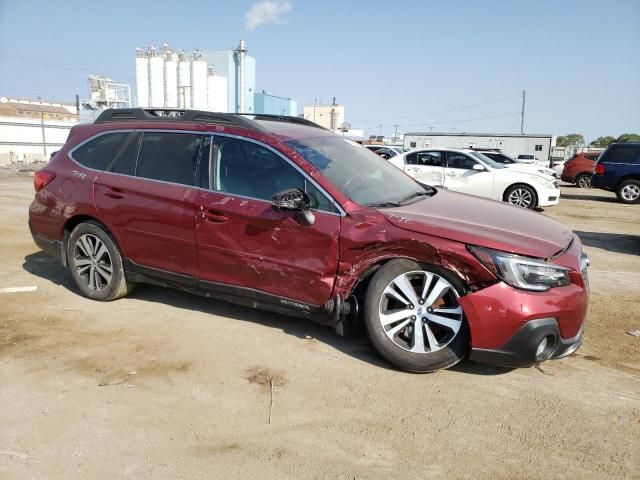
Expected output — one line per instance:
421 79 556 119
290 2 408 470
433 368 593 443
468 151 505 169
286 136 434 207
518 155 534 159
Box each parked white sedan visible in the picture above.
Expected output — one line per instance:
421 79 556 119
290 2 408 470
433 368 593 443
389 148 560 209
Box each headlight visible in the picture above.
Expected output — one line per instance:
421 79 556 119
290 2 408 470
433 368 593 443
530 175 554 187
468 246 571 291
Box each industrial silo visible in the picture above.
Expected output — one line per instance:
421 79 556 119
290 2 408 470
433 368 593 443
135 48 149 108
190 50 208 110
207 67 229 113
163 44 178 108
177 50 191 109
148 46 165 108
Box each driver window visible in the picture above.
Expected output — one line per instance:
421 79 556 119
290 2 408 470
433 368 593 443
446 152 477 170
213 137 336 212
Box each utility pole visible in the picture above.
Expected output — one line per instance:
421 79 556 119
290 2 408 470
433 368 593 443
393 124 399 141
379 124 383 137
40 112 46 157
520 90 526 134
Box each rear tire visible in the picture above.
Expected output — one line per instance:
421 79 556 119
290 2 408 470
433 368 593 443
364 259 470 373
575 173 592 189
66 221 132 301
504 184 538 209
616 179 640 204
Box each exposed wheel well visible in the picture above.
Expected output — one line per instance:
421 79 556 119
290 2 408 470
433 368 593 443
615 175 640 190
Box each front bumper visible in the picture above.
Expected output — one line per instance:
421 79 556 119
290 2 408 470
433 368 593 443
537 186 561 207
469 318 584 368
560 173 576 183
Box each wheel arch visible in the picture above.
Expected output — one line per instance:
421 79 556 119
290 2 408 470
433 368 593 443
614 174 640 190
502 182 539 206
61 215 123 265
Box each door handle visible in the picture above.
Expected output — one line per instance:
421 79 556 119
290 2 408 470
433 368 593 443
199 207 228 223
103 188 125 199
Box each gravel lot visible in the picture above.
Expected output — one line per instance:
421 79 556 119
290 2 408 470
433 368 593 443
1 175 639 479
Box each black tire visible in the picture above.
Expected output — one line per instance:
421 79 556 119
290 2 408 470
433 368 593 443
575 173 592 189
615 179 640 204
504 184 538 209
66 221 132 301
364 259 470 373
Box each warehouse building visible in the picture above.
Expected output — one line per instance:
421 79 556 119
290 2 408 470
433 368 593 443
403 132 555 163
254 91 297 116
303 98 345 131
0 96 78 165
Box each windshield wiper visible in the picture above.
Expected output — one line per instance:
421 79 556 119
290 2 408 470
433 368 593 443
366 201 402 209
398 190 433 205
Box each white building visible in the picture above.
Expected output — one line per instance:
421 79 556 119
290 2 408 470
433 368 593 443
303 99 345 130
135 41 256 114
403 132 555 163
0 97 78 165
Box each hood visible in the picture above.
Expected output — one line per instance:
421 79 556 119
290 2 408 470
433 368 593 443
505 164 555 179
382 189 573 258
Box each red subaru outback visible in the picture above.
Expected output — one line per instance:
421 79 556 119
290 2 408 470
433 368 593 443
29 109 589 372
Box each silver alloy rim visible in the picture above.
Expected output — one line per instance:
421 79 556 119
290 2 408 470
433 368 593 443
621 184 640 201
577 176 591 188
378 270 463 353
74 234 113 291
507 188 533 207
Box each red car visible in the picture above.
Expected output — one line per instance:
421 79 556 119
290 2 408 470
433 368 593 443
29 109 589 372
561 152 600 188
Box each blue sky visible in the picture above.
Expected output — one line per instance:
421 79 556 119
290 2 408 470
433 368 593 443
1 0 638 141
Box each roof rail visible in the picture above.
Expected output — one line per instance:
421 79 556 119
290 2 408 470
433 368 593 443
94 108 327 131
94 108 267 132
237 113 327 130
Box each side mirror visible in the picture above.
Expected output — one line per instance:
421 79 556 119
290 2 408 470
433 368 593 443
271 188 315 226
472 164 485 171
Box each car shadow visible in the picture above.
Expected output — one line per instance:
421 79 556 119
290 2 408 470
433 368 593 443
575 231 640 256
560 193 618 203
23 251 512 376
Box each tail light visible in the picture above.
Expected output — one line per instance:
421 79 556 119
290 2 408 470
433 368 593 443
34 170 56 192
595 163 605 175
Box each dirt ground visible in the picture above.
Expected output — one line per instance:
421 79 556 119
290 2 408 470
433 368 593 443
1 176 638 480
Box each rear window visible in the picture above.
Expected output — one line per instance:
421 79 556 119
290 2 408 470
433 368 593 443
603 144 640 164
72 132 128 170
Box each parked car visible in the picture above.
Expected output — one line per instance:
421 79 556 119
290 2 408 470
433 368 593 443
389 148 560 209
29 108 589 373
515 154 536 164
591 142 640 203
479 150 556 177
364 145 402 159
560 152 600 188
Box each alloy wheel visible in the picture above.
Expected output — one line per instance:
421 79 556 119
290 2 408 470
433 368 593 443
378 270 464 353
74 234 113 291
577 175 591 188
507 188 533 208
621 184 640 201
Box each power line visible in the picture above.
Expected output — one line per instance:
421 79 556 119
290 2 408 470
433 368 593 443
352 93 522 125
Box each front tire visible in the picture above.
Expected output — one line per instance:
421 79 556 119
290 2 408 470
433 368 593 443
364 259 470 373
616 179 640 204
504 184 537 209
66 221 132 301
576 173 592 189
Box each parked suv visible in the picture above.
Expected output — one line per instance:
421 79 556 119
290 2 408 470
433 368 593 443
591 143 640 204
560 152 600 188
29 108 589 372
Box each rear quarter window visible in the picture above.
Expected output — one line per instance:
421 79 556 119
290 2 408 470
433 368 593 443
603 145 640 164
72 132 129 170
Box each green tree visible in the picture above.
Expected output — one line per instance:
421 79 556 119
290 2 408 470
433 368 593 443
616 133 640 143
556 134 585 147
590 136 616 147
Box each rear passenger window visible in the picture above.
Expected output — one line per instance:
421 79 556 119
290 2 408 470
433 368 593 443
417 152 443 166
72 132 128 170
606 145 640 164
136 132 203 186
109 132 141 175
